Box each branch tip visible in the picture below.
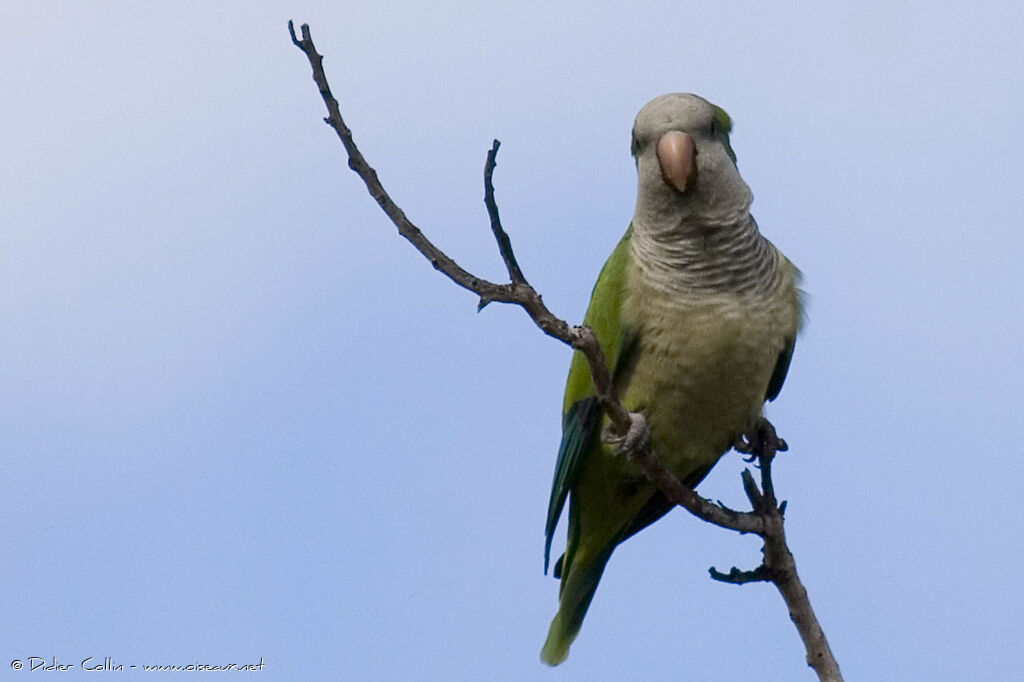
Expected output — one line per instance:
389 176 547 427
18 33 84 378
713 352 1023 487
482 139 527 285
709 565 771 584
741 469 762 509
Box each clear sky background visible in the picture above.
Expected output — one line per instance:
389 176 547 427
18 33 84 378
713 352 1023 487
3 2 1022 680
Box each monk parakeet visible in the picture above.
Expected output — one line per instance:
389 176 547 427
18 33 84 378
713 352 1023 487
541 93 802 665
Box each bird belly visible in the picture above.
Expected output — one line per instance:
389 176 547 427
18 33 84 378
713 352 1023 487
621 295 786 479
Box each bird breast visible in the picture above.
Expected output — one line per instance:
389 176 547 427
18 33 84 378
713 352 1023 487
620 267 793 475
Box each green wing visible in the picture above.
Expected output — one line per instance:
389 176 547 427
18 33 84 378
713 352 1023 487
544 227 634 573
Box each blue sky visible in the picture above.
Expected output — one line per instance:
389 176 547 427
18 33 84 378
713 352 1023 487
3 2 1022 680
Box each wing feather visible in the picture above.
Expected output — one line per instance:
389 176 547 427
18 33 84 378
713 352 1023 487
544 228 633 572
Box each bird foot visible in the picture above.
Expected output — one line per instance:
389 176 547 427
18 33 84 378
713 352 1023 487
733 418 788 462
602 412 650 459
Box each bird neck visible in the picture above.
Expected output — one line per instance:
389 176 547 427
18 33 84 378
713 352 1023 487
629 207 780 297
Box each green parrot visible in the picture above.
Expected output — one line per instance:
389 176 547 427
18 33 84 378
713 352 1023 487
541 93 803 665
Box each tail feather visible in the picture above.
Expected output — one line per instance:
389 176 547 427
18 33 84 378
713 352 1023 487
540 544 614 665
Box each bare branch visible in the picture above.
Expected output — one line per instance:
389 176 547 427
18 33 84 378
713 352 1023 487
631 443 764 534
288 21 503 305
709 565 771 584
288 22 632 439
763 501 841 681
483 140 527 288
732 431 842 681
289 21 841 681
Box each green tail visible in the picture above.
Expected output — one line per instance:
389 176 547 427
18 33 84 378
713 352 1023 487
540 543 614 665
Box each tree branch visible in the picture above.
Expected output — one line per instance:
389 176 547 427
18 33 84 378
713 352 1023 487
289 21 841 681
722 427 842 681
287 20 624 428
483 140 527 288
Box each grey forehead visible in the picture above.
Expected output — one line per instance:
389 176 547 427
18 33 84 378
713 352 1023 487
633 93 714 133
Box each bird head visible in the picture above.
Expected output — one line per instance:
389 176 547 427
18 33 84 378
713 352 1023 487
630 93 749 223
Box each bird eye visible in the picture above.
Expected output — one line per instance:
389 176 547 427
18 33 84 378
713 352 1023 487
630 132 641 157
709 119 717 136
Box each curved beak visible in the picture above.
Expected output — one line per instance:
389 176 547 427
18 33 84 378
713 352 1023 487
657 131 697 193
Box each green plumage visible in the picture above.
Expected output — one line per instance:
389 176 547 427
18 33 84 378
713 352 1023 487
541 94 802 665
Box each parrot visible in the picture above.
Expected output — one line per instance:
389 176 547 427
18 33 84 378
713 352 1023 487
540 93 803 665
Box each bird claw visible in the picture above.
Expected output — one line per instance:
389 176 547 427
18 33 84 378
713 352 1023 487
733 433 756 456
733 418 787 462
602 412 650 459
